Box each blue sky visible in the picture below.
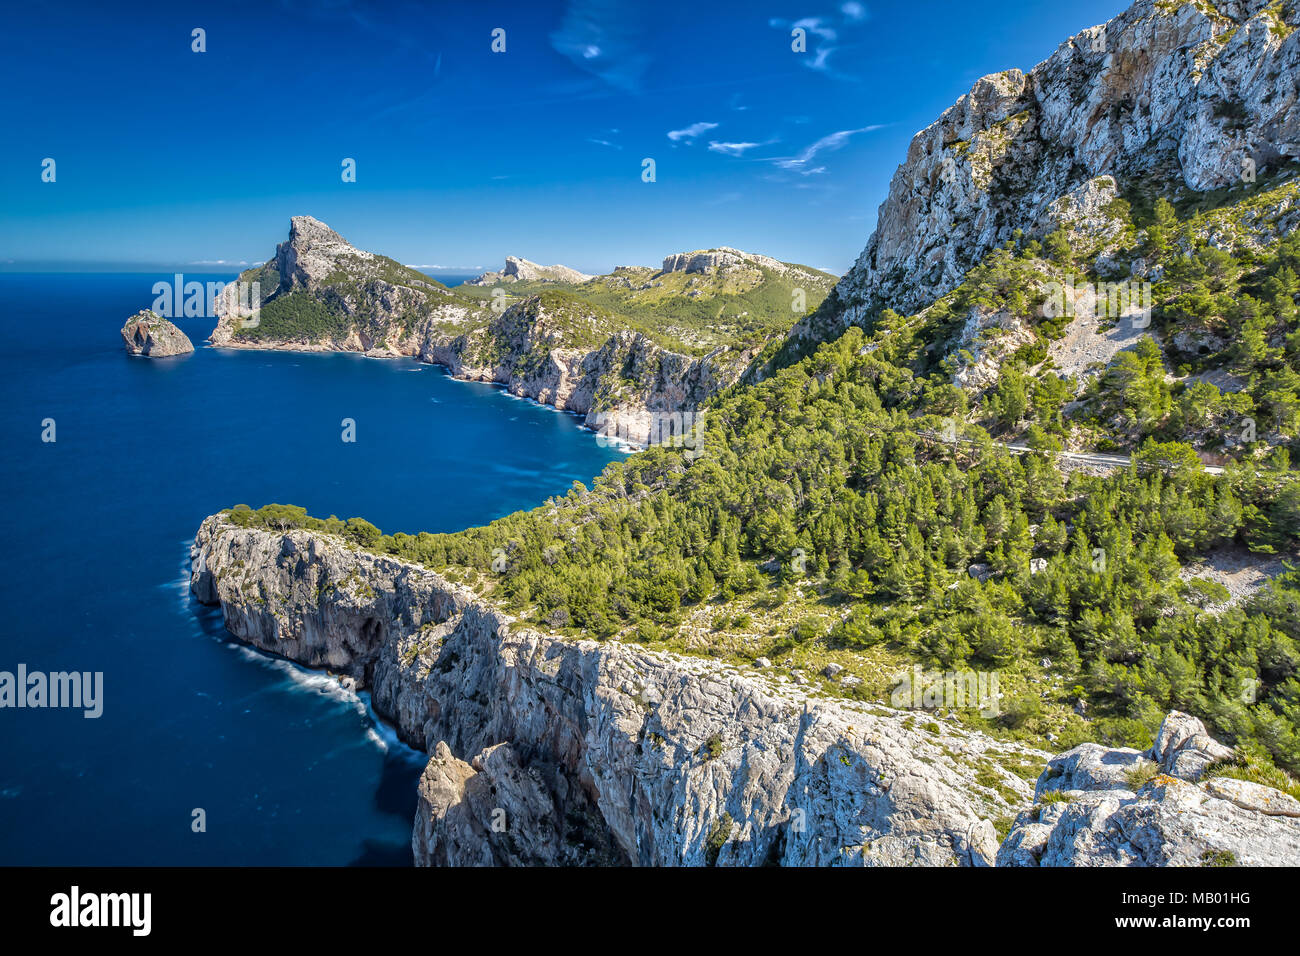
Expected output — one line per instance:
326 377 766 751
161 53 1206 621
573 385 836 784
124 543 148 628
0 0 1124 276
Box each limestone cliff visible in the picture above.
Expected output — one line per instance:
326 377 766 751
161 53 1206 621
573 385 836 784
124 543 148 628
426 298 752 446
190 514 1043 867
659 246 829 287
191 515 1300 866
780 0 1300 356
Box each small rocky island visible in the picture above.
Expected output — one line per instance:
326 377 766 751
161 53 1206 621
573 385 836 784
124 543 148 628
121 309 193 357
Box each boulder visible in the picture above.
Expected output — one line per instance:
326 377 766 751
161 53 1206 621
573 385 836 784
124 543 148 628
1150 710 1235 781
998 711 1300 866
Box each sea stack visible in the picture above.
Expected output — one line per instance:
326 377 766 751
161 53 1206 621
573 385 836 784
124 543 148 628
121 309 194 357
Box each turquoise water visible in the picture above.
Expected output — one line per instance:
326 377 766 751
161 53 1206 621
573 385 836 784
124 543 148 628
0 273 625 864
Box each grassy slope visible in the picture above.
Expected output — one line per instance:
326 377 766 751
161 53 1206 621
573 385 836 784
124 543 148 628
455 260 837 356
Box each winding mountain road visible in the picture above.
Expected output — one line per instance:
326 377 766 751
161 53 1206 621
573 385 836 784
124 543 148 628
922 432 1229 476
998 441 1227 476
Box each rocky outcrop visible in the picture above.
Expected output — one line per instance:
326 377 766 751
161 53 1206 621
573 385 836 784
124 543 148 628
468 256 595 286
997 711 1300 866
659 246 825 283
120 310 193 357
782 0 1300 353
274 215 373 291
191 514 1045 867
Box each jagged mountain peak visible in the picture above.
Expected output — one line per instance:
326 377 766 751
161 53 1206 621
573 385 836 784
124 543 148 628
276 216 373 292
286 214 344 242
777 0 1299 359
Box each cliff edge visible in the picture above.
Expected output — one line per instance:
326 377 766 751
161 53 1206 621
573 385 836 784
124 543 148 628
190 513 1043 866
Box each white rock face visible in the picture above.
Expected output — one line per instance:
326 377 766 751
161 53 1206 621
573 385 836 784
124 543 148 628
997 711 1300 866
660 247 830 286
275 215 372 291
469 256 594 285
784 0 1300 352
425 305 753 448
191 515 1045 867
1037 175 1122 243
950 307 1038 390
662 247 777 274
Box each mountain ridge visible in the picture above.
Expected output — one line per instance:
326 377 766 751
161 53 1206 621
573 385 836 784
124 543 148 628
209 217 764 445
769 0 1300 368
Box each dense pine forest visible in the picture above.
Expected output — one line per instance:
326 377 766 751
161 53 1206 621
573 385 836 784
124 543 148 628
225 167 1300 787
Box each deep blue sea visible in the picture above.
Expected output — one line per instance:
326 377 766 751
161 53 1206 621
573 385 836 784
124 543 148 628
0 273 625 865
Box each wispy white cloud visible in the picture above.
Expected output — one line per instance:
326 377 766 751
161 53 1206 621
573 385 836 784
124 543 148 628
707 141 761 156
550 0 652 93
771 7 870 78
667 121 719 143
841 2 869 22
809 46 834 71
792 16 836 42
774 125 882 170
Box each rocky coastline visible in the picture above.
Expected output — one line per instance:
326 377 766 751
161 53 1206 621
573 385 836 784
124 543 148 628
190 515 1300 865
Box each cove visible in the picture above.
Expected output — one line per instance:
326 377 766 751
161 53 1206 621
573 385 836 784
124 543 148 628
0 272 627 864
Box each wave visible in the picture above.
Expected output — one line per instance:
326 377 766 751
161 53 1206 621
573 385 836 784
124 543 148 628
177 539 418 759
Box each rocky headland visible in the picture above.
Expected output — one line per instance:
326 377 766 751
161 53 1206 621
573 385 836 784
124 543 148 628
190 515 1300 865
208 216 755 446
